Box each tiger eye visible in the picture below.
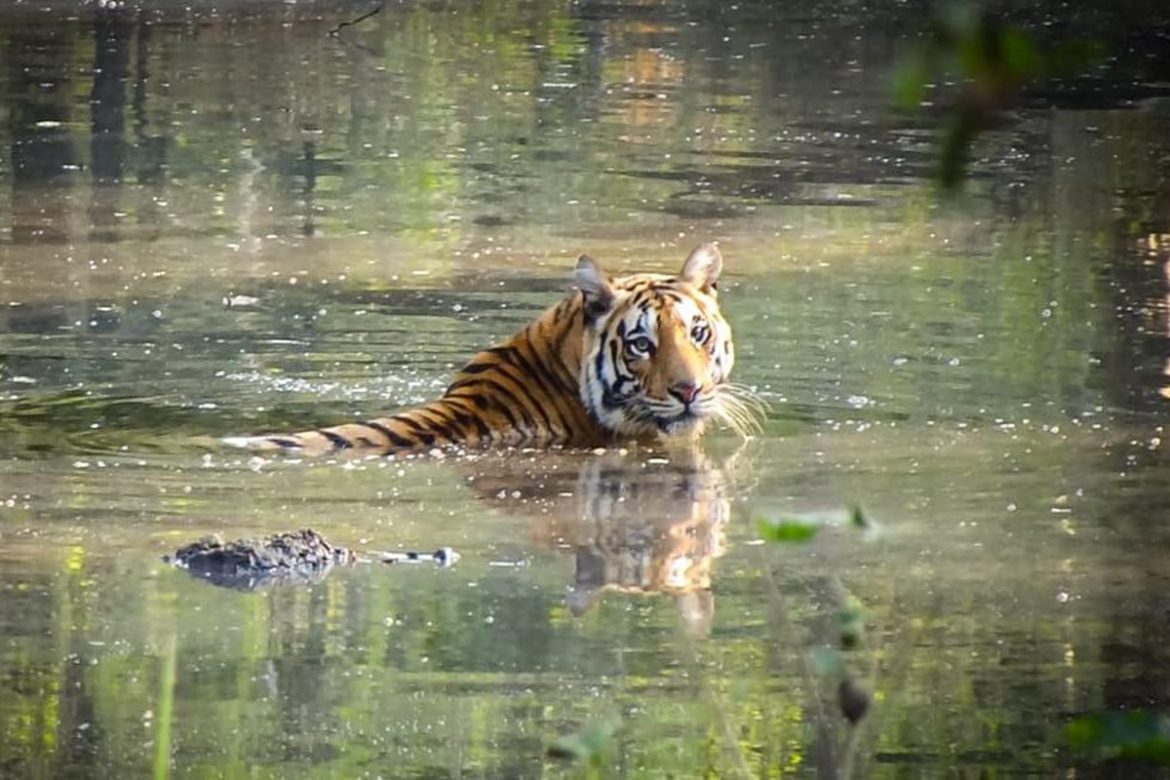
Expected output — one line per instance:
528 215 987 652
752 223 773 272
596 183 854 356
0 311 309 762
627 336 654 355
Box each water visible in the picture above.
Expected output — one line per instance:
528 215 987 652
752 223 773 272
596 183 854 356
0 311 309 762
3 1 1170 776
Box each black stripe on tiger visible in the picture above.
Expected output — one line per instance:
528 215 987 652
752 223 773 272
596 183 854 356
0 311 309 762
485 365 556 433
486 345 574 424
411 408 463 442
361 421 414 449
443 352 553 433
470 389 522 431
515 338 580 401
447 375 538 432
390 414 437 447
459 360 496 375
444 398 493 440
318 430 354 450
490 373 548 431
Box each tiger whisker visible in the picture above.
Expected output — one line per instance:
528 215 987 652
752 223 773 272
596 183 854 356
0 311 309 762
723 383 768 408
713 385 767 438
722 385 769 419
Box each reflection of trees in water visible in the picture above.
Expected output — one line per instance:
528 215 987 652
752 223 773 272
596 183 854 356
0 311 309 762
6 20 76 243
1103 224 1170 412
1089 133 1170 709
212 448 741 772
90 9 130 186
0 0 973 242
1053 110 1170 414
2 1 1170 245
1077 428 1170 715
1045 105 1170 719
3 8 168 245
89 8 131 241
1118 204 1170 411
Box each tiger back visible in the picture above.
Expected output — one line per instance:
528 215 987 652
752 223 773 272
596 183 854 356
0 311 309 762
224 243 762 454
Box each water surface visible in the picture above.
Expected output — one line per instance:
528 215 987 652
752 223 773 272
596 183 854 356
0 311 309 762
3 1 1170 776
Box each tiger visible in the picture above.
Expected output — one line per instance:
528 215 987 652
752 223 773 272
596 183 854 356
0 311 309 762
223 243 763 454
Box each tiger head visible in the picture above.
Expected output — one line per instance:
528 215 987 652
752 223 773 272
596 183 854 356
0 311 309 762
576 243 754 438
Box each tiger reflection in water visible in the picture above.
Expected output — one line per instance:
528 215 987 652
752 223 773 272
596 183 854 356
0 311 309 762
467 445 738 637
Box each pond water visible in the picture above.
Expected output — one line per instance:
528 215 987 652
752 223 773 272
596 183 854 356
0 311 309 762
3 1 1170 777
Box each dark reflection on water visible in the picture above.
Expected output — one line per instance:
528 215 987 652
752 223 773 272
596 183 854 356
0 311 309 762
467 447 733 636
0 1 1014 242
2 0 1170 777
0 448 750 777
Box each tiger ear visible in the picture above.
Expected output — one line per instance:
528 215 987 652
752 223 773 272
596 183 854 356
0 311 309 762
679 243 723 293
575 255 614 321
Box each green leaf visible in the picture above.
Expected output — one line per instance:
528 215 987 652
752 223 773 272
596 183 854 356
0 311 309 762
546 735 589 761
811 645 844 676
999 26 1040 78
756 517 821 543
837 598 866 650
1065 711 1170 764
1046 38 1105 77
891 52 929 109
547 718 619 763
839 678 871 725
938 110 980 192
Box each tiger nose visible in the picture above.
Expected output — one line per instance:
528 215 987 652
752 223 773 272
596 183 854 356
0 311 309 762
670 382 701 405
